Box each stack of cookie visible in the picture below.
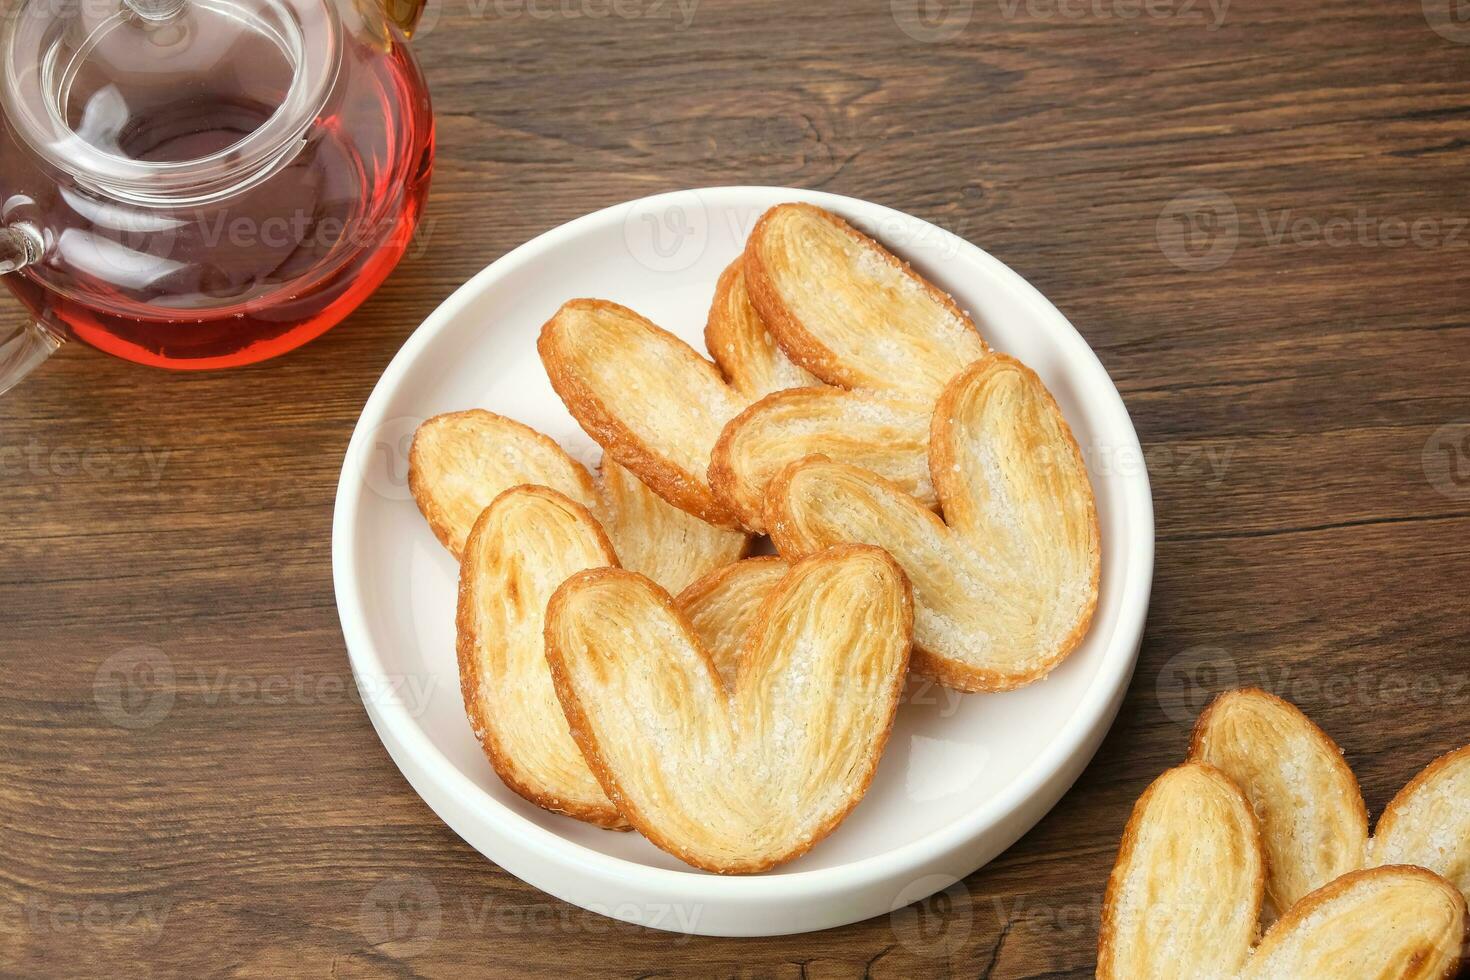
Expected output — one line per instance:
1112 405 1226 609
1101 689 1469 977
409 203 1100 873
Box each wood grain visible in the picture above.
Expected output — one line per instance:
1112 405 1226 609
3 0 1469 976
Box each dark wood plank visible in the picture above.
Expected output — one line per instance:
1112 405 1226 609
3 0 1468 975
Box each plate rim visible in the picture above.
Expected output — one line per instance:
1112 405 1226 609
332 185 1155 904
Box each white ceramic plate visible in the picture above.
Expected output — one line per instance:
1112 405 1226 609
332 187 1154 937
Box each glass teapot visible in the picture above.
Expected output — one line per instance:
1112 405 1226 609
0 0 434 392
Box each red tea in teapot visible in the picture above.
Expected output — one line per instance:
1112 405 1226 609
0 0 434 371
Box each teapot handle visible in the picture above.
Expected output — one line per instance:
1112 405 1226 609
0 225 64 396
381 0 431 37
0 320 64 397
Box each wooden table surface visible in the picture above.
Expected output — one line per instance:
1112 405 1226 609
4 0 1469 976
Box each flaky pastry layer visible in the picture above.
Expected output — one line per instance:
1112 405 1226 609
538 297 956 537
675 557 788 691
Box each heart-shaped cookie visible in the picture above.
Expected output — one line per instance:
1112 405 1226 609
544 545 913 873
766 355 1099 691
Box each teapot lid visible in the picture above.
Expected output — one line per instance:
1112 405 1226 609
1 0 341 206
